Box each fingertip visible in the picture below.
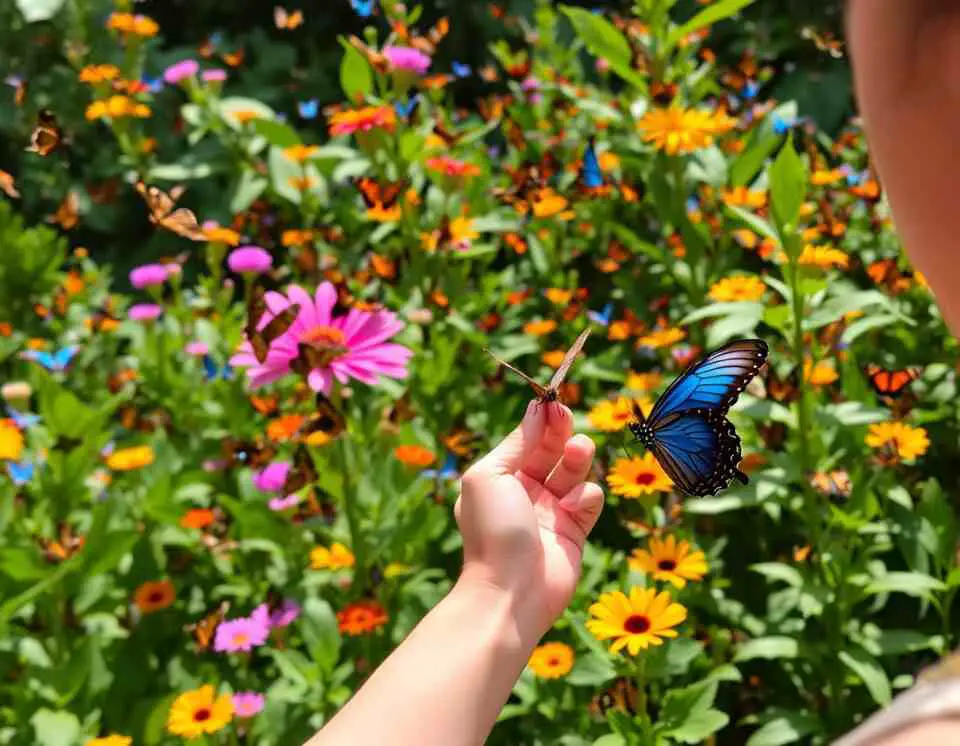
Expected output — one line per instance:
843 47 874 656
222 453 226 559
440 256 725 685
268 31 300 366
567 433 595 457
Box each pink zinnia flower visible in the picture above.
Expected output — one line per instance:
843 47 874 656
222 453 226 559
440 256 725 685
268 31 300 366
203 68 227 83
185 340 209 357
269 599 301 628
128 303 163 322
230 282 413 393
129 263 169 288
268 494 300 511
253 461 290 492
233 691 265 718
383 46 431 76
163 59 199 84
228 246 272 274
213 609 271 653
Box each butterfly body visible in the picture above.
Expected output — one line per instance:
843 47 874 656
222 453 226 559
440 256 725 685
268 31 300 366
629 339 768 497
487 329 590 404
136 181 207 242
865 364 921 398
28 109 62 156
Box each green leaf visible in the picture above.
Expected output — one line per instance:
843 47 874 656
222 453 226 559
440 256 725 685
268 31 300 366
746 712 818 746
230 171 269 214
858 627 940 656
560 6 646 89
567 652 617 686
83 531 138 576
30 709 80 746
16 0 67 22
768 138 807 240
252 119 302 149
300 596 341 676
730 132 780 187
865 571 946 598
669 0 757 47
750 562 803 588
839 648 892 706
669 710 730 743
593 735 626 746
0 547 48 581
339 40 374 101
735 636 799 662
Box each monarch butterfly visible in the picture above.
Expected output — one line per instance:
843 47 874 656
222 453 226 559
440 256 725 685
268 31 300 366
764 366 800 404
135 182 207 242
299 393 347 441
809 469 852 500
186 601 230 652
864 364 922 399
393 17 449 55
486 329 591 404
222 437 276 470
249 395 279 416
442 428 479 459
281 446 318 497
48 191 80 230
353 177 407 213
273 7 304 30
650 81 678 106
432 120 463 147
28 109 62 156
867 259 916 295
37 524 84 563
245 284 301 364
221 49 245 67
590 678 639 719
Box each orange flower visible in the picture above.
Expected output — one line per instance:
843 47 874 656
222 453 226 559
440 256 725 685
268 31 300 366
804 360 838 386
134 580 175 613
866 422 929 461
310 542 356 571
106 12 159 37
721 187 767 209
394 445 436 467
588 397 650 432
626 371 662 392
230 110 261 125
528 642 575 679
543 288 574 305
708 275 766 303
267 414 305 441
180 508 216 530
337 600 388 635
366 202 402 222
607 454 673 497
426 155 481 179
542 349 566 369
637 327 686 349
282 229 315 247
0 420 24 461
531 189 574 220
289 175 318 192
203 226 241 246
811 168 844 186
328 106 396 137
796 245 849 270
85 95 152 121
637 107 720 155
523 319 557 336
283 144 319 163
79 64 121 83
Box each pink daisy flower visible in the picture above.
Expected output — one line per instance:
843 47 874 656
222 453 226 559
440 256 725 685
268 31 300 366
383 46 431 76
213 608 271 653
233 691 265 718
230 282 413 393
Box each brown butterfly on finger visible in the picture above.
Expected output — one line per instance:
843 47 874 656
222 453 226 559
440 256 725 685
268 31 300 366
135 181 208 242
486 329 591 404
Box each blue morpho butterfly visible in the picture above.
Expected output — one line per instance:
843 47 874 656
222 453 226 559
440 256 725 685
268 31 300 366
20 346 78 373
741 80 760 100
629 339 768 497
298 98 319 119
350 0 376 17
202 355 233 381
772 113 797 135
587 302 614 327
7 461 35 486
452 61 472 78
579 137 605 192
394 94 420 121
422 453 459 481
7 408 40 429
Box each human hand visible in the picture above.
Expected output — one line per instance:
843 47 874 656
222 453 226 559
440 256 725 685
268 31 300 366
454 401 604 638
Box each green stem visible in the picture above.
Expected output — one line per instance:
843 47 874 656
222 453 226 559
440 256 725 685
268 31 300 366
786 257 812 476
634 655 651 744
338 435 367 593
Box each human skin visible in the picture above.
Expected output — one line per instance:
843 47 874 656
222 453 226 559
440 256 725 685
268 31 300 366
306 401 604 746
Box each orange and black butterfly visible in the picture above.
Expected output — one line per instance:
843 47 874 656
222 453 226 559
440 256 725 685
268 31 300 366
37 524 84 563
28 109 62 156
442 428 479 459
864 364 922 399
354 177 407 213
222 437 276 470
135 182 207 242
432 120 464 148
88 304 120 333
186 601 230 652
282 445 318 496
809 470 852 500
486 329 591 404
299 393 347 442
290 340 349 379
48 191 80 230
246 284 300 364
867 259 916 295
393 17 449 55
765 366 800 404
590 678 639 719
650 81 678 106
274 7 304 30
222 49 245 68
250 395 279 417
34 286 68 320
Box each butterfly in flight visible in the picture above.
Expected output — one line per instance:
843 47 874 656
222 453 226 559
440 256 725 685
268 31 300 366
353 176 407 214
28 109 62 156
274 7 304 30
864 364 922 399
298 98 319 119
349 0 376 17
486 329 591 404
186 601 230 653
135 181 207 242
245 284 300 364
590 678 639 719
20 347 78 373
578 137 606 195
629 339 768 497
298 392 347 442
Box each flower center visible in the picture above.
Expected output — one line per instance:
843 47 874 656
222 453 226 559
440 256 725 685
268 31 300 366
548 657 561 667
657 559 677 572
233 633 249 645
148 591 165 603
623 614 651 634
634 471 655 486
302 325 346 347
193 708 211 722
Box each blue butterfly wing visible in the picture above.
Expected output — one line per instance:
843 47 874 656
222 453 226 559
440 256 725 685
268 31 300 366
647 339 767 422
7 461 35 485
587 302 614 327
580 140 604 190
452 62 472 78
52 347 78 371
651 410 747 497
350 0 375 17
298 99 319 119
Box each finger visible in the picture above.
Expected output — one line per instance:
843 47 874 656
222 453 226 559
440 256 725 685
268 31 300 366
467 400 546 479
558 482 605 546
544 434 595 498
520 403 574 482
454 496 463 526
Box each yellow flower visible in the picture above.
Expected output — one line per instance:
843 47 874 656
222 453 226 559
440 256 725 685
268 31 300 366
79 64 120 84
420 216 479 252
528 642 575 679
523 319 557 337
628 535 709 589
607 454 673 498
384 561 412 578
86 736 131 746
0 420 24 461
588 397 650 432
106 12 159 36
811 168 844 186
626 371 662 393
599 151 620 171
283 144 320 163
366 202 402 222
328 105 397 137
637 107 719 155
203 226 241 246
166 685 233 739
450 216 479 244
230 110 261 125
85 95 151 121
310 542 356 570
587 587 687 655
708 275 766 303
637 327 686 349
866 422 930 461
544 288 574 305
531 189 573 219
797 245 849 270
804 360 838 386
105 445 155 471
721 187 767 209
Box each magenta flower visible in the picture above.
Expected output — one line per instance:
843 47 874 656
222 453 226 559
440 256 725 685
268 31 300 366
383 46 431 75
163 59 199 84
129 263 169 289
128 303 163 322
268 494 300 511
269 599 301 628
185 340 209 357
233 692 265 718
253 461 290 492
213 609 271 653
230 283 413 393
228 246 273 274
203 68 227 83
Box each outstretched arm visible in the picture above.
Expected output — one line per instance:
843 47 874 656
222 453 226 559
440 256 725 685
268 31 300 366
848 1 960 333
306 402 604 746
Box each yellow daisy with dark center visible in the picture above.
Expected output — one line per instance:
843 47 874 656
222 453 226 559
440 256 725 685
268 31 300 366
607 454 673 498
587 588 687 655
166 685 233 739
629 535 709 589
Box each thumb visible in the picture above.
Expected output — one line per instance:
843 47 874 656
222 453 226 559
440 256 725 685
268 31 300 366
470 400 546 478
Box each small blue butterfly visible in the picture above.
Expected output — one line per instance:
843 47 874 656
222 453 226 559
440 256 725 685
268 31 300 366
7 408 40 429
452 61 472 78
844 168 866 186
741 80 760 100
350 0 376 17
772 114 796 135
587 302 614 327
203 356 234 381
209 31 224 47
20 347 78 373
7 461 35 486
298 98 319 119
579 138 605 191
422 453 459 481
394 94 420 120
629 339 768 497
